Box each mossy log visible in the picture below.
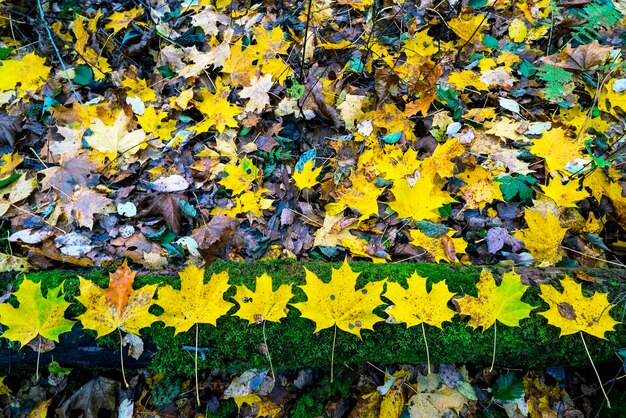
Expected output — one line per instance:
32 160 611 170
2 260 625 376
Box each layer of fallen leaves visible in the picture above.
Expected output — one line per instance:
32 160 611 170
1 361 621 417
0 0 626 269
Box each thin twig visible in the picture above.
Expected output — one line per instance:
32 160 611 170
36 0 84 108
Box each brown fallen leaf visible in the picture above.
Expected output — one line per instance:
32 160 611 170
544 41 613 71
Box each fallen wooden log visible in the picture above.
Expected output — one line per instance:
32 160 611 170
2 261 624 376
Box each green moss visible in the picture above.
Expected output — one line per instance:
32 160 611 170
17 262 626 376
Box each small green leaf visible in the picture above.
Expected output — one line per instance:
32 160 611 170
493 373 524 401
73 65 94 86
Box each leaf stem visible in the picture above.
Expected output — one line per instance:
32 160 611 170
195 322 200 406
580 331 611 408
262 320 275 381
331 324 337 383
490 322 497 372
421 322 431 375
119 329 128 388
36 337 41 382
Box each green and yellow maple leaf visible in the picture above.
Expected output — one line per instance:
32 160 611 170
538 275 619 339
233 273 293 324
385 272 456 328
76 261 157 337
219 157 260 195
0 278 75 346
292 261 385 337
457 269 534 330
157 264 233 334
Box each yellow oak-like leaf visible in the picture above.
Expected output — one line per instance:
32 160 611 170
457 269 534 330
541 177 589 208
292 261 385 337
87 111 146 161
0 278 75 346
538 275 619 339
157 264 234 334
76 261 157 337
0 52 51 95
293 159 322 189
233 273 293 324
514 209 567 266
389 177 456 221
385 272 456 328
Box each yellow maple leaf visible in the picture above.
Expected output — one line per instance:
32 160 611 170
538 275 619 339
0 52 51 95
219 157 260 195
76 261 157 337
388 177 456 221
541 177 589 208
508 19 527 42
218 188 274 217
402 29 439 61
293 159 322 189
530 128 582 173
364 103 417 142
385 272 456 329
239 74 273 113
233 273 293 324
292 261 385 337
87 110 146 161
419 138 465 181
221 40 257 86
105 8 144 34
514 209 567 266
448 70 489 92
326 172 382 221
193 83 241 133
121 76 157 102
0 278 75 346
409 230 467 263
157 264 233 334
449 13 488 43
458 269 534 330
0 377 11 397
137 107 177 140
458 166 503 210
337 94 368 131
253 25 290 60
